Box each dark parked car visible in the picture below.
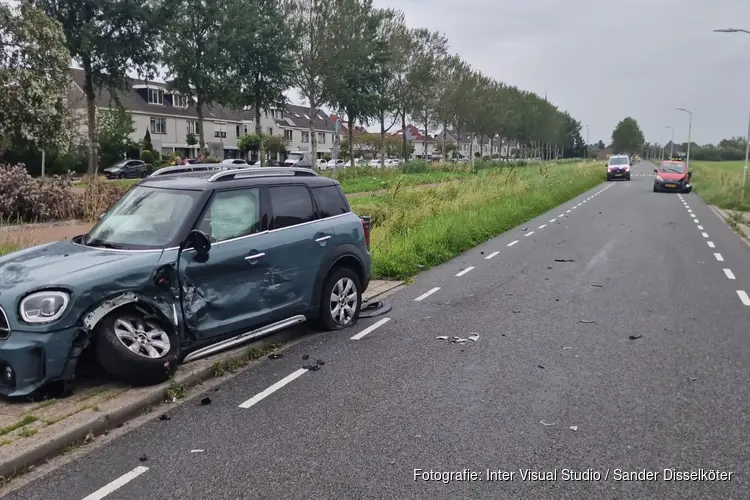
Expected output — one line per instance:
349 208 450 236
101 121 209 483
103 160 149 179
0 167 371 396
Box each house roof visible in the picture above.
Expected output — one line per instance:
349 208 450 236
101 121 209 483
392 124 437 143
68 68 243 122
440 129 515 146
241 104 336 132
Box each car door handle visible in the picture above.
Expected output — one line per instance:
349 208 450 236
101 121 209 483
315 236 331 242
245 252 265 261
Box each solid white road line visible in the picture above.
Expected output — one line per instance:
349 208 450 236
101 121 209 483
549 218 557 223
455 266 475 277
82 467 149 500
414 287 440 301
239 369 309 408
485 251 500 259
507 240 519 247
708 241 715 248
698 225 704 230
538 224 547 229
524 231 535 236
702 232 708 237
723 269 736 280
350 317 391 341
737 290 750 306
714 253 724 262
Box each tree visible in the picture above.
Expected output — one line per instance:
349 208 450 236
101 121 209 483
288 0 340 163
597 140 606 149
238 133 263 159
161 0 233 156
0 3 72 153
186 132 197 147
611 117 645 155
34 0 160 174
226 0 295 168
264 135 288 157
97 107 136 168
143 129 153 151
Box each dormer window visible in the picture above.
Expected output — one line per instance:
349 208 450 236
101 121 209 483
148 88 164 105
174 94 189 107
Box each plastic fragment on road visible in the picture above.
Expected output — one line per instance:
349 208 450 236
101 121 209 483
159 414 171 421
200 397 211 406
436 336 448 340
554 258 575 262
562 347 572 350
579 320 596 324
190 449 205 453
302 364 320 371
569 426 578 431
540 420 555 426
469 333 479 342
139 454 148 462
268 353 283 360
629 335 643 340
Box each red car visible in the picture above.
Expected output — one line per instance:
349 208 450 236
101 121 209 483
653 160 692 193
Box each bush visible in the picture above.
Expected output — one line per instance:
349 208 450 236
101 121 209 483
205 156 219 163
140 150 155 164
400 160 430 174
0 164 80 222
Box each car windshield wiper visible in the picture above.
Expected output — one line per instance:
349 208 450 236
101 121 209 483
84 237 126 249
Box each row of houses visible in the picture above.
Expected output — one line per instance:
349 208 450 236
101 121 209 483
68 68 518 161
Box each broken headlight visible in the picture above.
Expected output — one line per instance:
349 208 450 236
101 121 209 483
19 291 70 324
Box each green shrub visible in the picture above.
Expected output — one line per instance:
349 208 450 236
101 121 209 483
140 150 155 164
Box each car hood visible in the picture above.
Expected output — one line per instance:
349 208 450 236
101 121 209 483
0 240 163 299
657 171 687 181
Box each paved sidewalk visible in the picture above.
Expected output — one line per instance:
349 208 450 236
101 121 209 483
0 280 402 480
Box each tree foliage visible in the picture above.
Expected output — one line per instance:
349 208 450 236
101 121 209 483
97 107 136 167
0 3 72 152
611 117 645 155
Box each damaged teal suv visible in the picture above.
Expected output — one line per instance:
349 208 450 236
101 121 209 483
0 167 371 397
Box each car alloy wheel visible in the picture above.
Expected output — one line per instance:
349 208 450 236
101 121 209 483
329 277 358 327
113 315 171 359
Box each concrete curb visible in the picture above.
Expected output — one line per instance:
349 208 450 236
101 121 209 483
0 325 307 480
707 205 750 249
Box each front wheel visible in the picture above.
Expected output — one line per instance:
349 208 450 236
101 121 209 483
653 185 659 193
317 267 362 331
95 308 179 386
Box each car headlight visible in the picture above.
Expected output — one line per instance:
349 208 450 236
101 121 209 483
655 176 664 182
19 291 70 324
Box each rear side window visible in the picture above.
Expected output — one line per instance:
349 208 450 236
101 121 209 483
312 185 350 218
269 185 315 229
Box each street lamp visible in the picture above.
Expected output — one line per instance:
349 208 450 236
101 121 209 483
665 125 674 158
713 27 750 199
585 124 589 160
676 107 692 168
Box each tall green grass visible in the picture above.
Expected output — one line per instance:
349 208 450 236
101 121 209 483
690 161 750 211
0 244 16 256
350 162 603 279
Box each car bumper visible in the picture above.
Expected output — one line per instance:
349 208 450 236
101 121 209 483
0 327 80 397
655 181 690 192
607 171 630 179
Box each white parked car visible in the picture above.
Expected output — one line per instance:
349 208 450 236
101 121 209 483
325 159 346 169
221 158 248 165
315 158 328 168
368 158 384 168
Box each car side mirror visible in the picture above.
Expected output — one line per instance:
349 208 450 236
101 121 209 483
186 229 211 255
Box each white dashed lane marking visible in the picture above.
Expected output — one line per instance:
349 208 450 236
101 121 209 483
525 231 535 237
507 240 518 247
485 251 500 259
695 220 700 224
714 253 724 262
82 467 150 500
697 225 704 230
538 224 547 229
350 317 391 340
455 266 474 277
724 269 736 280
701 232 708 237
414 287 440 301
239 369 309 408
708 241 716 248
737 291 750 306
549 218 557 223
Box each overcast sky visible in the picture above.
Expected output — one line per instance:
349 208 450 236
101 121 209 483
291 0 750 145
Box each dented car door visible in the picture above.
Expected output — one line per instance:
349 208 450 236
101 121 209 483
178 187 275 340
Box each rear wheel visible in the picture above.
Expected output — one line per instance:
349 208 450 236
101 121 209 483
95 307 179 386
317 267 362 331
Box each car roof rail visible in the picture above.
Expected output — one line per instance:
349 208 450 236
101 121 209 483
208 167 320 182
149 164 223 177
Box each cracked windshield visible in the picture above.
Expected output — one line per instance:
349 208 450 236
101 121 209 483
2 0 750 498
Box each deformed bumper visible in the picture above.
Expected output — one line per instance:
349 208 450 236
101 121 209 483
655 181 691 192
0 328 80 397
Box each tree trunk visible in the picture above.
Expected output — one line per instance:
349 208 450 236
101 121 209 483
196 98 206 158
423 116 428 161
442 122 447 161
490 136 495 160
254 98 264 167
347 107 355 168
401 112 407 160
379 111 386 166
309 101 318 163
83 64 98 175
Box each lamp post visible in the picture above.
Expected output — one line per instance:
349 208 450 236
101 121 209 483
585 124 589 160
676 107 692 168
665 125 674 158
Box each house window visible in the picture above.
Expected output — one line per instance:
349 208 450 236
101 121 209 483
148 89 164 105
301 131 310 143
318 133 326 144
284 130 293 141
173 94 188 107
236 125 240 137
243 126 248 134
214 131 227 138
186 120 198 135
150 117 166 134
268 127 273 135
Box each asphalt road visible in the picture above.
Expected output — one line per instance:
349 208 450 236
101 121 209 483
7 161 750 500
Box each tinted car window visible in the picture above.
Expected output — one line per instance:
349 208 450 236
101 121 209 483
197 188 262 242
269 185 315 229
312 185 349 218
608 157 628 165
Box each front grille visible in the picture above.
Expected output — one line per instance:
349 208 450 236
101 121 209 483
0 307 10 340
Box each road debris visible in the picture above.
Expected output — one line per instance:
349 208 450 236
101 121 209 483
316 359 325 366
268 353 283 360
569 426 578 431
302 354 309 360
200 397 211 406
686 376 697 382
537 365 544 369
469 333 480 342
452 337 468 344
522 227 528 231
139 454 148 462
540 420 556 426
629 335 643 340
590 284 603 288
512 310 521 313
554 258 575 262
302 364 320 371
190 449 205 453
159 414 171 421
562 347 572 349
578 320 596 324
436 336 448 340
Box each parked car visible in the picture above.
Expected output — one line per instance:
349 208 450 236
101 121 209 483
103 160 149 179
653 160 692 193
284 151 314 168
0 167 371 397
221 158 248 165
325 159 346 170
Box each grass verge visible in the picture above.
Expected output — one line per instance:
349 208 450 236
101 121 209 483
691 161 750 212
350 161 604 279
0 244 16 257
